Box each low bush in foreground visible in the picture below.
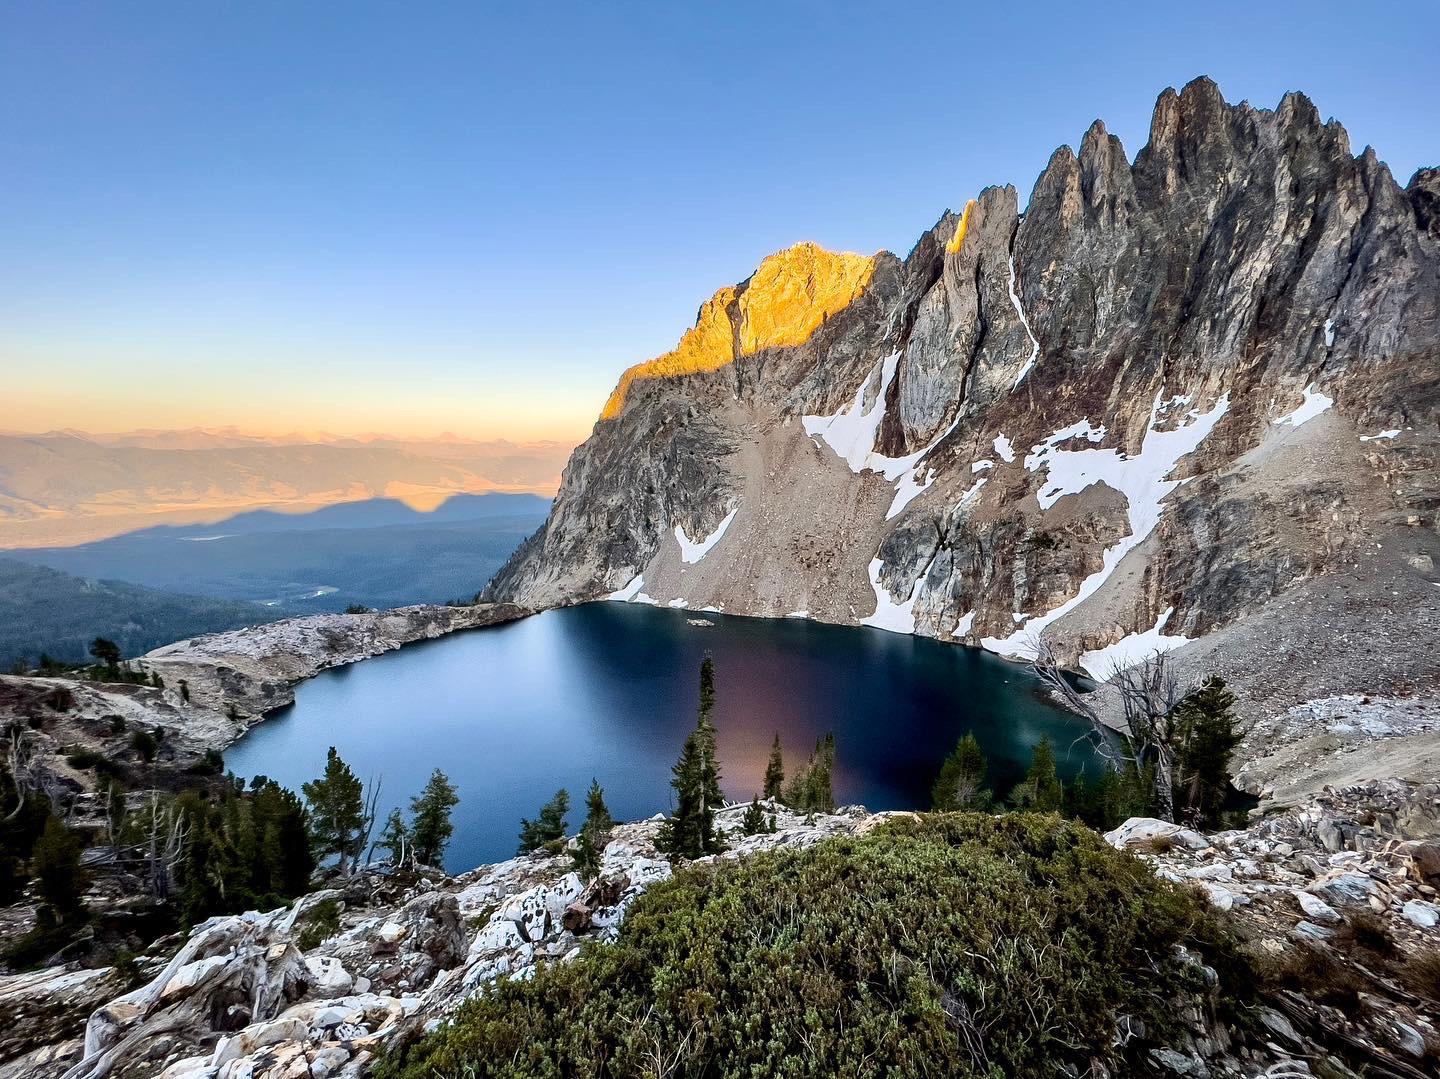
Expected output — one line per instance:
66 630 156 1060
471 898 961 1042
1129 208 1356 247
379 813 1248 1079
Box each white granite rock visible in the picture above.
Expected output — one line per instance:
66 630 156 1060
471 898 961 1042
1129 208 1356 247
304 955 354 998
1401 899 1438 928
1104 818 1210 851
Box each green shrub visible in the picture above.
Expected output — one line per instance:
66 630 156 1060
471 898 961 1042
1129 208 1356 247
65 746 106 770
130 729 158 762
297 897 343 951
33 815 86 918
379 813 1248 1079
186 748 224 776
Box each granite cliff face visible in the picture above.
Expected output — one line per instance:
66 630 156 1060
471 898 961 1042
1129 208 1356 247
487 79 1439 709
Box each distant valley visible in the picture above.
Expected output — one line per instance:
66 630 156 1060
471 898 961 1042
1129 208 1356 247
0 492 549 666
0 559 268 669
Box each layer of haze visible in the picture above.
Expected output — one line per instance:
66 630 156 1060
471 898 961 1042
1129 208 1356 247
2 2 1433 442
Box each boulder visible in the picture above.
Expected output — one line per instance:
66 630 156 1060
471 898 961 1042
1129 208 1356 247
304 956 354 998
376 921 407 946
213 1016 310 1065
1401 899 1438 928
1307 872 1379 907
562 900 592 933
1294 890 1341 925
1184 863 1234 882
1407 840 1440 885
1104 819 1210 852
469 917 525 957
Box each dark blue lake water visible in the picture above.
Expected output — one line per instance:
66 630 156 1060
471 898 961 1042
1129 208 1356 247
224 603 1103 871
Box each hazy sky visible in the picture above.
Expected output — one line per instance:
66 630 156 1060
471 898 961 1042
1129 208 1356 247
2 2 1434 442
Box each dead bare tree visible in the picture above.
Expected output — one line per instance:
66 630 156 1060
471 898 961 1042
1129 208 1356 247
100 782 126 858
3 725 37 821
140 793 190 902
1108 650 1192 823
345 775 382 876
1029 635 1195 822
63 906 312 1079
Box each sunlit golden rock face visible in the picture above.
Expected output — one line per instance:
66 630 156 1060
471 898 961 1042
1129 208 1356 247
600 242 875 420
945 199 977 254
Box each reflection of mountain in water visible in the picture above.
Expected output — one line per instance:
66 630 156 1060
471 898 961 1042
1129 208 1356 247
3 493 549 615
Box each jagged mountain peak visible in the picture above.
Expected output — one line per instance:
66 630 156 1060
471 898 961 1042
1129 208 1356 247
489 81 1438 723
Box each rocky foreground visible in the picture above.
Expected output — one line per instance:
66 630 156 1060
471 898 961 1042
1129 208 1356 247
4 786 1438 1079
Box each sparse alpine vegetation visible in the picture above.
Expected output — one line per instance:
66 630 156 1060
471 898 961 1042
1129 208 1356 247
380 813 1248 1079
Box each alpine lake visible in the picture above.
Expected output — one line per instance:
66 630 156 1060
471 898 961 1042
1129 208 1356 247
225 603 1105 871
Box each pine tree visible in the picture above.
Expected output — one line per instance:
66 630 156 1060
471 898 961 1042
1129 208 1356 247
694 658 724 818
89 637 121 671
657 733 707 859
518 788 570 854
741 797 766 835
1171 677 1241 828
782 733 836 813
1013 736 1063 812
32 814 85 920
572 779 614 879
932 732 990 811
253 780 313 894
698 654 716 723
409 769 460 867
811 733 836 813
582 777 612 834
377 808 410 867
763 734 785 800
658 659 729 861
302 747 366 875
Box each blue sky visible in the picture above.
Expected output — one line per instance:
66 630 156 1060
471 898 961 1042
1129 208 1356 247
2 1 1433 441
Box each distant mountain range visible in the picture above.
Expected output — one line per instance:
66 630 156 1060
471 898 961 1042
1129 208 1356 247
0 428 573 547
5 493 550 620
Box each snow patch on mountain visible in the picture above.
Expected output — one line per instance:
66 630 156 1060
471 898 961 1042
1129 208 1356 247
982 392 1229 659
674 507 737 564
860 558 919 634
1006 256 1041 388
806 351 963 519
802 352 900 472
887 466 937 519
1273 384 1333 428
606 574 655 604
1079 606 1192 678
